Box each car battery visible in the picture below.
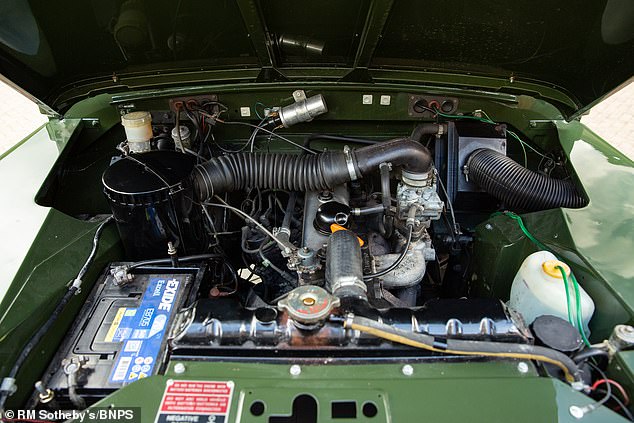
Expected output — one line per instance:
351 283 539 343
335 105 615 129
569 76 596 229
35 263 206 408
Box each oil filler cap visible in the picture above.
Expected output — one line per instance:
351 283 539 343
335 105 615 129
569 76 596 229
314 201 351 235
278 285 340 325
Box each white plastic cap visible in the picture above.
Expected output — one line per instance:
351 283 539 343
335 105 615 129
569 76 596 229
121 111 152 128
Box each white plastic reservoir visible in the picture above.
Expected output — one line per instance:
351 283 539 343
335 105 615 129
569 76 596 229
121 111 152 153
509 251 594 333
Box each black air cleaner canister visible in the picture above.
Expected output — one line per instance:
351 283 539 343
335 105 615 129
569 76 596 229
102 151 204 259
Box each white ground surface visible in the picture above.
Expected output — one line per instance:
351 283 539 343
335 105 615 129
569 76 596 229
0 82 47 153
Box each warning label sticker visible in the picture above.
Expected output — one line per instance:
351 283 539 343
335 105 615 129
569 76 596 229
154 380 234 423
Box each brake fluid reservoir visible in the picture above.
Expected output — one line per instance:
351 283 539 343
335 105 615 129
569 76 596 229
121 111 152 153
509 251 594 333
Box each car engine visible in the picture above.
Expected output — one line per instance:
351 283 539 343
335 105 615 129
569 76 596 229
25 90 598 410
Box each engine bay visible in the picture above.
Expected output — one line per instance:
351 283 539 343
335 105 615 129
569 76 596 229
6 88 632 420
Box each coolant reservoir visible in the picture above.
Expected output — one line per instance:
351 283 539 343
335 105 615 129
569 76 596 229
509 251 594 333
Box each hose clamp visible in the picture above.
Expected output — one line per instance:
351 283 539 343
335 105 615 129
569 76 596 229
343 145 358 181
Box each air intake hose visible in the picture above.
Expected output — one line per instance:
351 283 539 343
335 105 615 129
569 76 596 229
193 138 432 200
466 149 587 211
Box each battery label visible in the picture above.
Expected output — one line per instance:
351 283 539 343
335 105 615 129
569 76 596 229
155 380 234 423
109 277 182 385
105 307 138 342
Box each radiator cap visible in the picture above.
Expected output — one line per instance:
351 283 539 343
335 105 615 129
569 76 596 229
278 285 340 326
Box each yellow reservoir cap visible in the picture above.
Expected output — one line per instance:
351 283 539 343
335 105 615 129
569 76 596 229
542 260 571 279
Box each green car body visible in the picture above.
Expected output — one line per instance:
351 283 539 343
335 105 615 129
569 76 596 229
1 1 634 421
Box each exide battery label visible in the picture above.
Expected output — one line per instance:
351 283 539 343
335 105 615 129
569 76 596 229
108 277 181 385
154 380 235 423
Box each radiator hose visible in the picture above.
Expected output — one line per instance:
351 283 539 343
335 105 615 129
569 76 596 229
193 138 432 199
466 149 587 211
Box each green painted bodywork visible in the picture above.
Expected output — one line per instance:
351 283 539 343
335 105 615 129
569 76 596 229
0 81 633 420
1 0 634 419
1 1 634 117
88 360 628 422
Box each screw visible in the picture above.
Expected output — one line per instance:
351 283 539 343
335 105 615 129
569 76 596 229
569 406 585 419
517 362 529 374
174 363 186 374
401 365 414 376
290 365 302 376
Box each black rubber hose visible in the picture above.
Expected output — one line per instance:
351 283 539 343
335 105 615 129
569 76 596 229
572 348 610 364
353 139 432 175
410 123 444 142
192 139 432 200
362 225 413 281
353 204 385 216
466 149 587 211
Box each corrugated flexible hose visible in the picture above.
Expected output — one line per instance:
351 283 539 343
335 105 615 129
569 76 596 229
466 149 587 211
192 139 433 200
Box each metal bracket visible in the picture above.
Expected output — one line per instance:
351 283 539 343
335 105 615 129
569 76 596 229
292 90 307 102
81 118 100 128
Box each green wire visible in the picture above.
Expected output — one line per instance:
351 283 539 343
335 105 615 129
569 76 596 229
571 273 592 347
507 130 528 170
253 102 268 120
492 211 549 251
557 265 576 327
498 211 592 346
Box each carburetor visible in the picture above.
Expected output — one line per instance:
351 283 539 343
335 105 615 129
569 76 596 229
396 169 444 226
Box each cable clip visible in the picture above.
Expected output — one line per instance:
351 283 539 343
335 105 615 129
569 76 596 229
343 313 355 329
0 377 16 396
71 278 82 294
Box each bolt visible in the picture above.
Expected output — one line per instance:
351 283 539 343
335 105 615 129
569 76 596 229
569 406 585 419
517 362 529 374
34 381 54 403
174 363 186 374
34 381 47 395
289 365 302 376
401 364 414 376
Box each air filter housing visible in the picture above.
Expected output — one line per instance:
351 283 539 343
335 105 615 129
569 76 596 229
102 151 204 259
